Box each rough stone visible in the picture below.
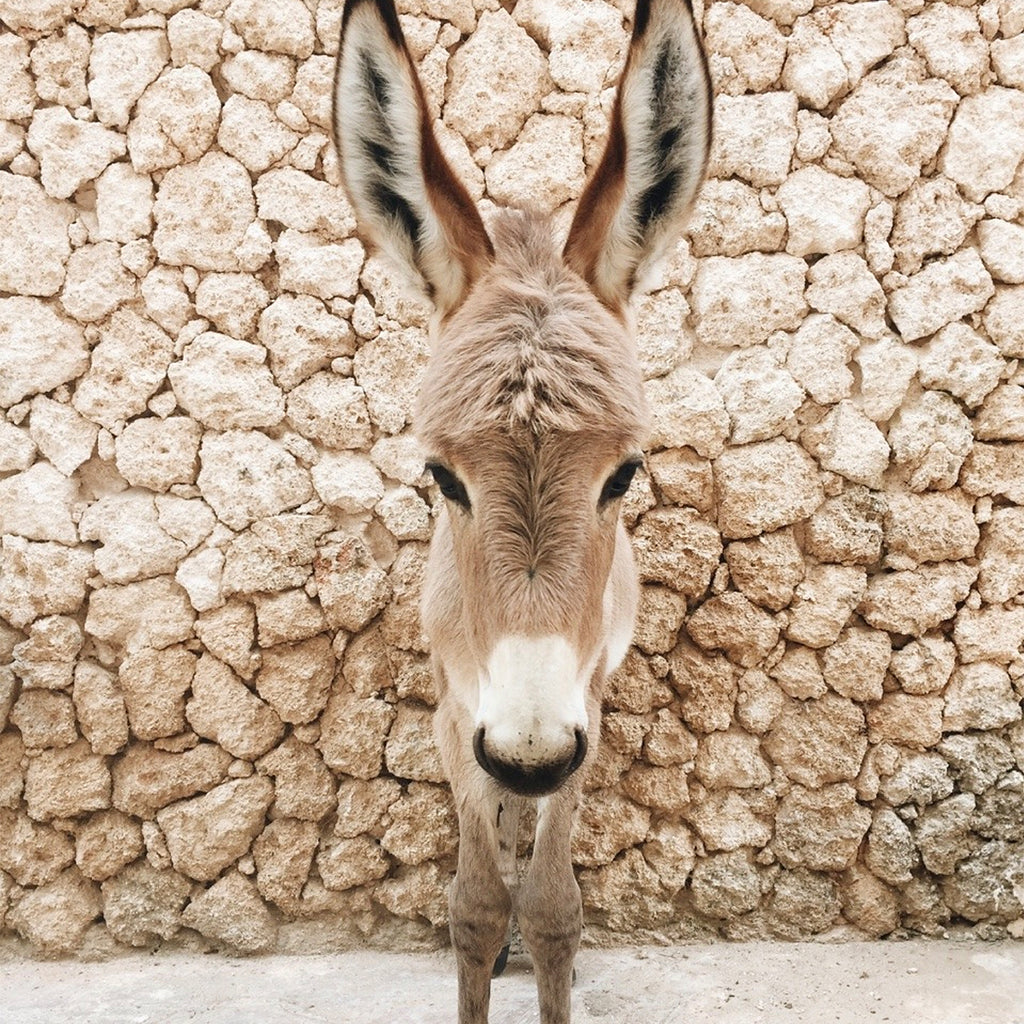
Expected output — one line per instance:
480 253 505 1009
887 390 973 492
858 562 977 637
708 91 797 187
75 809 144 882
645 366 730 457
715 348 804 445
941 87 1024 202
27 105 126 200
111 742 233 818
72 662 128 756
774 784 872 872
785 314 858 406
7 867 101 955
101 861 192 947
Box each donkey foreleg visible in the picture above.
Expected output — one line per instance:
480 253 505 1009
515 787 583 1024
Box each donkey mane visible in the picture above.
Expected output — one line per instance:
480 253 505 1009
416 210 648 452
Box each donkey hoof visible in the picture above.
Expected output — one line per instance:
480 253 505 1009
492 943 511 978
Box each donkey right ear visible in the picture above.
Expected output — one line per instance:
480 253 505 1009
334 0 493 317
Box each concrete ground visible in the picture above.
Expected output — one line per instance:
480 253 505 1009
3 941 1023 1024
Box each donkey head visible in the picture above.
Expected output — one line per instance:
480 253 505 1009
335 0 710 796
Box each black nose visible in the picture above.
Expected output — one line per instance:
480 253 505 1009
472 727 588 797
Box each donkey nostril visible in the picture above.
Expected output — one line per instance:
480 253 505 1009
473 726 588 797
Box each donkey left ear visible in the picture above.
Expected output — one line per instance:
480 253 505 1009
334 0 493 317
563 0 712 314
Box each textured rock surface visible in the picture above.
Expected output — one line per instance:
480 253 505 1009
0 0 1022 958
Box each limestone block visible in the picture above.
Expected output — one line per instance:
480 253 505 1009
632 507 722 599
100 860 192 947
891 176 983 275
912 793 977 876
884 492 979 566
977 508 1024 604
941 733 1016 796
0 35 35 120
334 777 402 840
485 113 585 210
290 54 334 131
867 692 944 748
75 809 144 882
253 637 333 726
705 1 786 95
375 486 432 542
86 27 167 129
111 742 232 818
954 605 1024 665
876 749 954 808
275 229 364 300
0 296 87 407
31 23 90 108
167 9 221 70
805 251 888 339
0 809 75 887
888 248 994 342
645 366 729 456
943 87 1024 202
692 253 806 349
629 586 687 656
226 0 315 58
715 348 803 445
114 416 201 491
690 849 765 918
311 452 384 513
907 2 988 95
976 384 1024 442
255 737 335 822
25 740 111 820
446 9 550 150
768 868 841 938
774 784 871 871
865 809 919 886
686 790 772 854
887 390 973 491
786 564 866 648
0 537 92 630
714 438 824 539
646 448 713 512
784 314 857 404
0 732 24 807
181 870 277 953
983 286 1024 358
820 626 890 702
192 273 269 340
943 843 1024 924
158 776 274 881
633 288 692 379
381 783 458 866
572 790 650 869
918 322 1003 407
992 34 1024 88
218 95 299 173
668 639 738 734
853 336 917 423
977 218 1024 284
725 528 804 613
687 179 787 258
0 422 35 474
221 50 295 102
962 442 1024 504
315 835 390 892
72 661 129 755
221 514 329 598
686 592 780 669
27 396 97 476
13 615 81 690
252 817 318 909
7 866 101 955
85 576 195 655
27 106 127 200
318 691 395 779
72 309 174 430
254 167 356 241
889 635 955 696
259 297 356 390
830 59 958 197
694 729 771 790
858 562 977 636
708 92 798 187
9 690 77 749
765 693 866 787
353 325 430 435
777 165 871 257
198 430 312 531
802 401 890 489
253 590 326 647
0 462 77 544
118 646 194 741
186 654 284 761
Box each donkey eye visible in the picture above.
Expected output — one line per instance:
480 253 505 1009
426 462 471 509
599 460 641 506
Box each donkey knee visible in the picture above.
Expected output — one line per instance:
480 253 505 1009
449 876 512 969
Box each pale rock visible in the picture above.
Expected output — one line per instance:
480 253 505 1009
686 592 779 668
768 868 841 938
714 438 824 539
735 669 785 735
865 809 919 886
59 241 136 322
175 547 224 612
114 416 201 491
9 690 77 749
76 809 144 882
354 325 429 435
226 0 316 58
917 322 1003 407
774 784 871 871
194 274 270 340
634 289 692 379
785 314 857 404
705 1 786 96
888 248 994 342
257 736 335 821
253 818 317 909
28 396 98 476
889 635 955 695
884 491 979 566
198 430 312 531
220 514 327 597
668 639 739 734
254 589 326 646
0 538 92 630
786 564 866 648
119 646 194 740
0 808 75 887
259 296 356 390
446 8 550 150
858 562 977 636
961 441 1024 503
777 165 871 256
7 867 101 955
73 309 173 429
642 708 698 767
218 95 299 173
254 167 357 241
334 777 402 838
943 662 1022 731
694 729 771 789
725 528 804 612
573 790 650 869
359 253 432 326
157 776 274 881
0 123 24 167
715 348 803 445
0 297 87 407
0 173 75 298
376 487 432 542
765 695 867 788
830 59 958 197
642 821 697 894
0 35 35 120
25 740 111 820
632 586 688 656
141 265 193 335
311 452 385 513
385 703 444 783
485 113 585 211
821 626 891 702
286 372 372 450
983 286 1024 358
686 791 771 854
27 104 126 200
181 870 276 953
84 576 195 655
220 51 295 102
802 401 890 489
100 861 192 947
867 692 944 748
87 28 168 128
275 229 364 300
886 390 973 491
254 637 333 726
14 614 81 691
992 34 1024 89
0 422 36 474
795 109 832 163
647 447 714 512
0 462 77 544
906 2 989 96
314 537 392 633
691 253 806 349
110 742 232 819
942 87 1024 202
954 604 1024 664
167 9 221 70
805 251 888 339
381 783 457 866
645 366 729 457
687 179 787 257
195 601 260 680
630 507 720 599
977 218 1024 284
854 336 918 422
286 55 332 132
891 176 983 275
939 734 1015 796
772 642 827 700
978 508 1024 603
914 793 978 875
154 153 268 272
944 843 1024 923
708 92 797 187
316 835 390 892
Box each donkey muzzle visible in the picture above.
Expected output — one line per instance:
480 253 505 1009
473 725 588 797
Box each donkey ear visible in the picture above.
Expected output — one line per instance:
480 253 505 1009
334 0 493 316
563 0 711 313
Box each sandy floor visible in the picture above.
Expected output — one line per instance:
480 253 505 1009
3 941 1023 1024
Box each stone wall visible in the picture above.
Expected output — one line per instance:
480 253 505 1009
1 0 1023 957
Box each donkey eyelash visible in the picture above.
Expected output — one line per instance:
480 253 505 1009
425 462 472 510
598 459 643 506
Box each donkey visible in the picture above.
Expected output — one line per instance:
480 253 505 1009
333 1 710 1020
